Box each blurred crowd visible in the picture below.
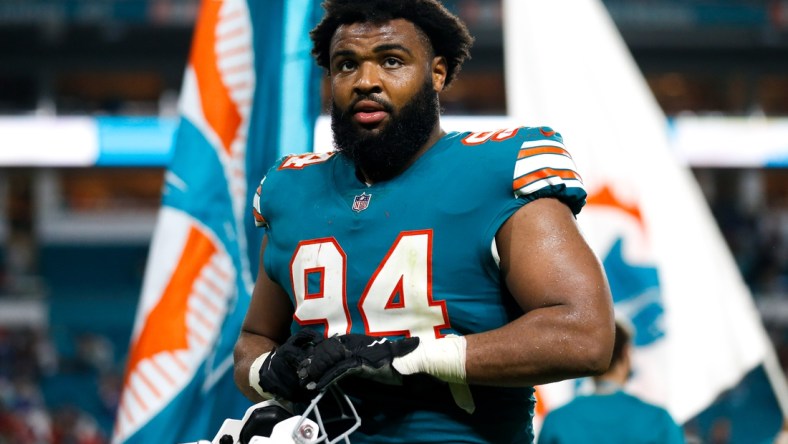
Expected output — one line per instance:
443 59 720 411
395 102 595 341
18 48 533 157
0 326 120 444
705 171 788 298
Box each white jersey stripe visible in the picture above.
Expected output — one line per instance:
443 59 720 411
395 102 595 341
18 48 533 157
516 176 585 197
514 153 579 180
519 139 566 150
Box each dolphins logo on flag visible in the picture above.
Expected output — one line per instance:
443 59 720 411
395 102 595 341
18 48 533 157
585 184 665 347
113 0 256 441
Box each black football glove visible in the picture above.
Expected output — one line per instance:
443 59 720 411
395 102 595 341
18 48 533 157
258 329 323 402
297 334 420 391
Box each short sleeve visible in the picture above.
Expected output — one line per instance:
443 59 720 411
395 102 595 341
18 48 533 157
512 127 587 215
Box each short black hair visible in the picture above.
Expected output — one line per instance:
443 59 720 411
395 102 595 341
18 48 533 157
310 0 474 89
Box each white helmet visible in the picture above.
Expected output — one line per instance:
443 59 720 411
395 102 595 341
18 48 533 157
188 385 361 444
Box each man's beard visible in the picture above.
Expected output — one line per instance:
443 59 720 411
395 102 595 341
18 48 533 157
331 79 440 183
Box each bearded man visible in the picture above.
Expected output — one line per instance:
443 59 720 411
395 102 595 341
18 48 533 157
233 1 615 442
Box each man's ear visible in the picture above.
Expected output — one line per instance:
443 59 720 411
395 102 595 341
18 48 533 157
431 56 448 92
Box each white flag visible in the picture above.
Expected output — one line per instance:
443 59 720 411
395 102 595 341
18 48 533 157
501 0 784 424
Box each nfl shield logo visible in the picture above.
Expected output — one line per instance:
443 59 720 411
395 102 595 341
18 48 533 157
352 192 372 212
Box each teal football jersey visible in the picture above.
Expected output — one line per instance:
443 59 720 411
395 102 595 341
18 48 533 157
252 127 586 443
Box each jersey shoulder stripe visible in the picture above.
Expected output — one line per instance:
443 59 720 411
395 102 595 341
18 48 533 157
252 179 267 228
508 127 586 214
517 139 573 159
512 132 583 189
453 125 586 213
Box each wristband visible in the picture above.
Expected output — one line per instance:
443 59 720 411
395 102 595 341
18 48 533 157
392 335 467 383
249 352 275 400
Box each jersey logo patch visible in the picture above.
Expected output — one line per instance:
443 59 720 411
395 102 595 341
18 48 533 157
352 192 372 212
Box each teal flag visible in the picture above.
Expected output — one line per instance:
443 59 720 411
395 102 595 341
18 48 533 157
112 1 321 442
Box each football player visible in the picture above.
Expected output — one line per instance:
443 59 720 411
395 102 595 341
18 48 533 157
234 0 615 442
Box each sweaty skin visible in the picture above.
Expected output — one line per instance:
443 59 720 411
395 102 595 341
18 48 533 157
329 19 448 182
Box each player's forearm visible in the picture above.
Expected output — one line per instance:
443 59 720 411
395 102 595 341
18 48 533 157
464 304 614 386
392 304 612 387
233 330 278 402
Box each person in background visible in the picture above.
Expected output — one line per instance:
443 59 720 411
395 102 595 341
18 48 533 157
538 319 685 444
233 0 616 442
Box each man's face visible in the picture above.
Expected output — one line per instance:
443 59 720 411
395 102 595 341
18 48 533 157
328 19 447 182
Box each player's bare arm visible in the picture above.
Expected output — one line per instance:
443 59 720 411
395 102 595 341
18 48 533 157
464 197 616 386
233 235 294 402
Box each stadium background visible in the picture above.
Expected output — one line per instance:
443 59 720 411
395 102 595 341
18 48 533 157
0 0 787 442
